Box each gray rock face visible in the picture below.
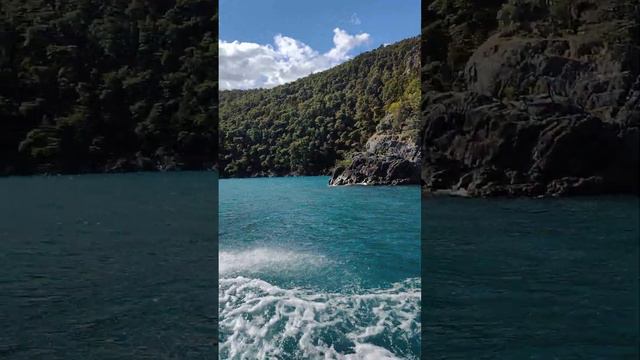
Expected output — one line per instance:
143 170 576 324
329 134 420 186
464 28 637 122
420 0 639 197
421 91 638 197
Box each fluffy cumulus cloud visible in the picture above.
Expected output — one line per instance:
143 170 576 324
219 28 370 90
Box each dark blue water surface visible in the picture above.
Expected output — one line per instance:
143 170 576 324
0 172 217 359
422 196 639 359
4 172 633 359
219 176 421 359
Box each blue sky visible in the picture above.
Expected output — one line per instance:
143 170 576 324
219 0 420 90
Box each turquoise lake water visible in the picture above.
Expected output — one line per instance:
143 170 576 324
0 172 217 359
219 176 421 359
3 172 634 359
422 196 639 359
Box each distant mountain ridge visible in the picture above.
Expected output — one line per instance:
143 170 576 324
219 37 420 180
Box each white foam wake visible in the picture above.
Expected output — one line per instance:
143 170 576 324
219 276 421 360
219 247 328 275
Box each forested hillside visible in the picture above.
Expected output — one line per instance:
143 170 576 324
219 37 420 178
0 0 217 175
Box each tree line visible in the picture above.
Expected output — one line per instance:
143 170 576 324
219 37 420 178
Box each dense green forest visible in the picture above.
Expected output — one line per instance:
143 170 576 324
0 0 217 175
219 37 420 178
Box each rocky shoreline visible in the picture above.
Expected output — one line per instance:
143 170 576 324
419 0 638 197
421 90 638 197
331 1 639 197
421 0 640 197
329 134 421 186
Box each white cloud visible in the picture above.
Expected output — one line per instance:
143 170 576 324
219 28 370 90
350 13 362 25
325 28 370 62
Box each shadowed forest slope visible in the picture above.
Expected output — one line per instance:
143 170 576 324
0 0 218 175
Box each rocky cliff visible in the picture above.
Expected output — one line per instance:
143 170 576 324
329 133 420 185
421 0 639 196
327 44 421 186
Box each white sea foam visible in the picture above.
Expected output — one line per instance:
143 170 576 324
219 247 328 275
219 276 421 360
